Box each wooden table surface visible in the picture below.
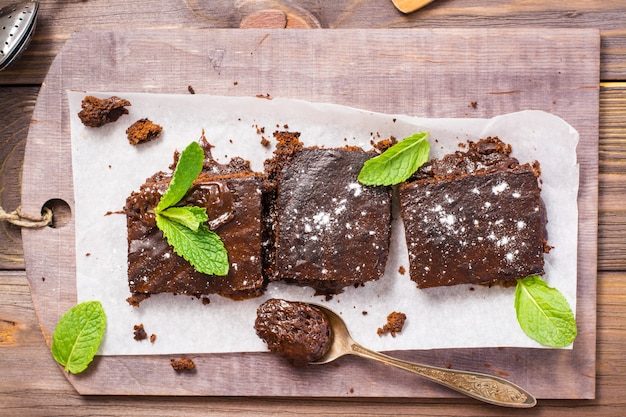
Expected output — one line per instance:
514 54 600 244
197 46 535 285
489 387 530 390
1 1 625 415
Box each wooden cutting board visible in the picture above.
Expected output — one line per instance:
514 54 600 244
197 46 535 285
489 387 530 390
21 28 599 399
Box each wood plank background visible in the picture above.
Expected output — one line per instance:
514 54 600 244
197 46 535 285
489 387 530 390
19 28 598 399
0 0 625 83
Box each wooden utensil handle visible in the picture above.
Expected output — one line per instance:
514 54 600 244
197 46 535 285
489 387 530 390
391 0 436 14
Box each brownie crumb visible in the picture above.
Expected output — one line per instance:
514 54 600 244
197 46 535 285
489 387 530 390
126 118 163 146
377 312 407 337
260 136 270 147
78 95 131 127
170 357 196 371
470 101 478 109
188 85 195 94
201 297 211 305
372 136 397 153
133 324 148 341
149 334 157 343
126 293 151 307
398 265 406 275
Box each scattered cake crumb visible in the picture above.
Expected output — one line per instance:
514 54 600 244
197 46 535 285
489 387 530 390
260 136 270 147
372 136 397 153
188 85 195 94
78 95 131 127
126 118 163 146
133 324 148 341
470 101 478 109
377 311 407 337
149 334 157 343
126 293 150 307
201 297 211 305
256 93 271 100
170 357 196 371
398 265 406 275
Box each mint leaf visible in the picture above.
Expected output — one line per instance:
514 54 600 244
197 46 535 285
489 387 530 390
156 141 204 213
358 132 430 186
514 275 577 348
51 301 106 374
160 206 208 232
152 141 230 277
156 214 229 276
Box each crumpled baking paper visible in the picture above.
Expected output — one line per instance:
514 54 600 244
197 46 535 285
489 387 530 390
68 92 578 355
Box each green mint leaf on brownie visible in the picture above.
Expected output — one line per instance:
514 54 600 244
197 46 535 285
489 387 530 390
156 141 204 213
514 275 577 348
153 141 229 276
156 214 229 276
51 300 106 374
159 206 208 232
358 132 430 186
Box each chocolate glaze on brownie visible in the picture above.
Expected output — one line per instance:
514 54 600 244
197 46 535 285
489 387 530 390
399 137 548 288
255 298 332 367
124 136 265 304
264 132 393 295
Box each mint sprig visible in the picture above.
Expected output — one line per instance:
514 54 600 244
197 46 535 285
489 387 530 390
358 132 430 186
155 141 229 276
514 275 577 348
156 142 204 212
159 206 208 232
157 216 229 276
51 301 106 374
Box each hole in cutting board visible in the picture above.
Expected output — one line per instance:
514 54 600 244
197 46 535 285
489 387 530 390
42 198 71 228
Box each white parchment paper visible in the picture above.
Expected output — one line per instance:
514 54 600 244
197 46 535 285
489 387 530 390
68 92 579 355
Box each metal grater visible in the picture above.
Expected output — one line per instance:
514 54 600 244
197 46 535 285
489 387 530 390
0 0 39 71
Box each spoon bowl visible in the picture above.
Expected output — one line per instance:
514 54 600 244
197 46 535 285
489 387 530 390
310 303 537 408
0 0 39 71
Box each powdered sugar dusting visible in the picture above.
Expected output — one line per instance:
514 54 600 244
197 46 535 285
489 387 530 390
492 181 509 195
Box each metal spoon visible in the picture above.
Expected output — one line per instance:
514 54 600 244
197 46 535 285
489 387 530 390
0 0 39 71
311 303 537 408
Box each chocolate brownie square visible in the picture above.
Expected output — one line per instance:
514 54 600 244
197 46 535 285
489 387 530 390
399 137 548 288
124 138 265 304
265 133 393 295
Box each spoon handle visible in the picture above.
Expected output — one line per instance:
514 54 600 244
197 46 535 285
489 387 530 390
351 343 536 408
